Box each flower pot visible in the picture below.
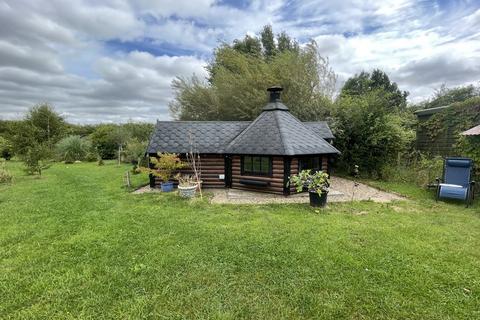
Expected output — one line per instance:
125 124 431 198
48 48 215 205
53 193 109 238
178 184 197 198
309 191 328 207
160 181 174 192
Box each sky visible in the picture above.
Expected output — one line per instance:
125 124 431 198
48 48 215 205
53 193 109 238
0 0 479 124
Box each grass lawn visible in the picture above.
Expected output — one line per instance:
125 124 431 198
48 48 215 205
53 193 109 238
1 161 479 319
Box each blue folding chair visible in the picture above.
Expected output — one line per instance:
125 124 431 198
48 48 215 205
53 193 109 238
436 157 475 207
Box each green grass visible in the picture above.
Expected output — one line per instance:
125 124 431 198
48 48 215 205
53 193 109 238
1 161 479 319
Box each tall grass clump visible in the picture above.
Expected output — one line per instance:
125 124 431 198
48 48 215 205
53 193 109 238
55 135 93 163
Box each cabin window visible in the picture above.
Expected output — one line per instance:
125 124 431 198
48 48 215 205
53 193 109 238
241 156 272 176
298 156 322 172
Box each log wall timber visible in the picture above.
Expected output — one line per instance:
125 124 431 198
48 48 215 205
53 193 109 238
231 155 285 194
150 153 225 188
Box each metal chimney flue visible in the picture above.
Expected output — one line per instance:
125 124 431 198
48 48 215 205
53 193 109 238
267 86 283 102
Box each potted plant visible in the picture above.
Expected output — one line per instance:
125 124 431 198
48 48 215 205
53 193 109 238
143 152 185 192
289 170 330 207
176 174 198 198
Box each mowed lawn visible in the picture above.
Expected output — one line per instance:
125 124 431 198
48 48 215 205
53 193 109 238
0 162 479 319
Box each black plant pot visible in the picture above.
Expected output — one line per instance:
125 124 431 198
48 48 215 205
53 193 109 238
309 191 328 207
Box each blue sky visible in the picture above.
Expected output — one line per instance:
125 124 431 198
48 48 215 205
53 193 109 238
0 0 479 123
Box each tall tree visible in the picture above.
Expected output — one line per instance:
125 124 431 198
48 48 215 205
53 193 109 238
260 25 276 58
341 69 408 110
170 26 336 121
10 104 66 156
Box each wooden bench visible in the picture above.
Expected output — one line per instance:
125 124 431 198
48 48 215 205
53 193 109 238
239 179 270 187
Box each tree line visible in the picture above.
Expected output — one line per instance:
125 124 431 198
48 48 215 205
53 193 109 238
0 105 153 175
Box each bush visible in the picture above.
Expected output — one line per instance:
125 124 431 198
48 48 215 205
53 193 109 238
0 136 14 160
380 153 443 187
55 135 92 163
0 160 13 184
125 139 147 164
22 144 51 176
333 91 415 177
456 135 480 182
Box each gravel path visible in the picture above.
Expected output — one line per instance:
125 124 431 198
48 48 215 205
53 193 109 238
209 176 404 204
134 176 404 205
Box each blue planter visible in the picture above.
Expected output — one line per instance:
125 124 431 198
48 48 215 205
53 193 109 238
161 181 174 192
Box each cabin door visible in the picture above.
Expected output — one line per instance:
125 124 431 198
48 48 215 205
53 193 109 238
224 155 232 188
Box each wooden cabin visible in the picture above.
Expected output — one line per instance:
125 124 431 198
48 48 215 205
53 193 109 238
146 86 340 195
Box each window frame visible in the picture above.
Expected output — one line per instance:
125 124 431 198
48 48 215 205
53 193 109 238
298 156 323 173
241 155 273 177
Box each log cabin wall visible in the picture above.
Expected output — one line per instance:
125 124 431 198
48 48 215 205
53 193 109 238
231 155 285 194
150 153 225 188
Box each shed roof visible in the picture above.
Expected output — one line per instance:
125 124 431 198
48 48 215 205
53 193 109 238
461 124 480 136
414 105 449 117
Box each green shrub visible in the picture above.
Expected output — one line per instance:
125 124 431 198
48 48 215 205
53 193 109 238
55 135 91 163
0 136 14 160
456 135 480 182
0 160 13 184
22 144 51 176
333 91 415 177
380 154 443 187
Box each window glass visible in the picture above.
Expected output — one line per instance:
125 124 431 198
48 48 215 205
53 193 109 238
299 156 322 172
242 156 271 176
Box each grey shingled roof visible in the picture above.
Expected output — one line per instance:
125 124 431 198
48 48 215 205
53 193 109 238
304 121 334 140
224 109 339 155
147 121 249 154
147 104 339 155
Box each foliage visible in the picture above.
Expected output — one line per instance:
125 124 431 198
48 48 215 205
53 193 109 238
55 135 92 163
144 152 185 182
456 135 480 181
1 161 479 319
170 26 336 121
340 69 408 110
22 144 52 176
333 90 415 177
125 139 147 163
175 173 197 187
10 104 65 158
379 154 444 187
417 84 480 109
0 136 14 160
0 160 13 184
289 169 330 195
89 125 122 159
419 97 480 143
88 123 153 161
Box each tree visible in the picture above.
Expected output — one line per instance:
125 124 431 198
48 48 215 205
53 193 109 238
90 125 119 159
232 35 262 57
332 90 414 177
341 69 408 110
260 25 276 58
10 104 66 158
22 144 51 176
419 84 480 109
170 26 336 121
25 104 66 146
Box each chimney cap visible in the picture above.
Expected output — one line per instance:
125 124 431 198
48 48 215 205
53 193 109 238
267 86 283 92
